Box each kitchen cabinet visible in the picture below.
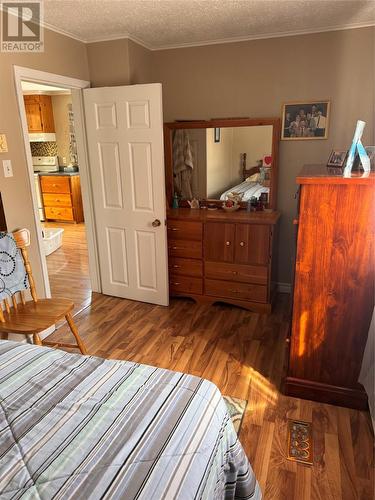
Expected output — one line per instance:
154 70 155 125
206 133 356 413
40 175 84 223
24 95 55 133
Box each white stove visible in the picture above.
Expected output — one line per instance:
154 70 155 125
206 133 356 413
32 155 59 173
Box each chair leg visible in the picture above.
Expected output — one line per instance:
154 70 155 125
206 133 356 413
33 333 42 345
65 313 87 355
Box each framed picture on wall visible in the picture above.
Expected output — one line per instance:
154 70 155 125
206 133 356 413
281 100 330 140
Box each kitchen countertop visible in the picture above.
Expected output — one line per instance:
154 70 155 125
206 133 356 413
37 171 80 177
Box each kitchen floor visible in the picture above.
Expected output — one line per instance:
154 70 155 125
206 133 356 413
43 221 91 317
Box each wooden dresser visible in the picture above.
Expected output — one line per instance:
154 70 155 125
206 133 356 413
167 208 280 313
285 165 374 409
40 175 84 223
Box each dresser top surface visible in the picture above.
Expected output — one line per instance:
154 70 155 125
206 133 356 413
167 208 281 225
297 164 375 185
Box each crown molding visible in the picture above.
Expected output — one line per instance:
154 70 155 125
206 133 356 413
14 12 375 52
149 21 375 51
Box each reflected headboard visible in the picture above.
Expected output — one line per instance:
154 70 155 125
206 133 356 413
241 153 261 180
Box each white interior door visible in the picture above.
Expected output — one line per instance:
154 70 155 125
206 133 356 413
83 84 169 306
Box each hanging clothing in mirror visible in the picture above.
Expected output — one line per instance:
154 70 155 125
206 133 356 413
173 129 194 199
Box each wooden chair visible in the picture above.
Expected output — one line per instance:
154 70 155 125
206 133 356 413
0 228 87 354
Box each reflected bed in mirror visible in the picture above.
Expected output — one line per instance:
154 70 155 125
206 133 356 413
164 118 280 210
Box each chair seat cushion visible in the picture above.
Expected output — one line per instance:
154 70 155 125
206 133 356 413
0 298 74 334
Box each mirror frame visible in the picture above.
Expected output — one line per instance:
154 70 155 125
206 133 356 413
164 117 281 210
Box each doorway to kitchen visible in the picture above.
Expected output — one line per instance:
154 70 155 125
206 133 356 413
16 71 96 319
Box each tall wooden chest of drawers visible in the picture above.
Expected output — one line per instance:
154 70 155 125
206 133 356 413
285 165 374 409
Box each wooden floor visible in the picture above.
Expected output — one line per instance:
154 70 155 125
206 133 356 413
43 222 92 317
48 292 374 500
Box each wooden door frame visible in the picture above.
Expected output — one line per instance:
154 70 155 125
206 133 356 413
13 65 101 303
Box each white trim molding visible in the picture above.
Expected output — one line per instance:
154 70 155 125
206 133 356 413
39 17 375 51
13 66 101 301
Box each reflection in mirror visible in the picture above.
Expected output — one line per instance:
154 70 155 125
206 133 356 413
172 125 273 202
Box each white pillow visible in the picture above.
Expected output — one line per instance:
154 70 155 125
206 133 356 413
245 173 260 182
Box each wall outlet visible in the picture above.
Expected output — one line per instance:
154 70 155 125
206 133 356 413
3 160 13 177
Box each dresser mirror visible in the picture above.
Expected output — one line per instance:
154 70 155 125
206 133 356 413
164 118 280 209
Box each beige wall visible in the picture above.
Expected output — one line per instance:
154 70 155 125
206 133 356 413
206 127 233 198
152 27 375 284
87 39 130 87
86 38 152 87
0 28 89 296
128 39 152 84
52 94 73 166
231 125 273 181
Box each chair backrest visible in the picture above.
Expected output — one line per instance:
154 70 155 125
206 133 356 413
0 229 37 323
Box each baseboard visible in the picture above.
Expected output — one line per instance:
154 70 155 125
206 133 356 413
285 376 368 410
276 282 292 293
6 325 55 343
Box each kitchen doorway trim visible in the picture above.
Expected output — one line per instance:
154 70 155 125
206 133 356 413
13 65 101 303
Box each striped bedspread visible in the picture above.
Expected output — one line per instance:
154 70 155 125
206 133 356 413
220 181 269 202
0 340 261 499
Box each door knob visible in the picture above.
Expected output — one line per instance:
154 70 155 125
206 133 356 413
152 219 161 227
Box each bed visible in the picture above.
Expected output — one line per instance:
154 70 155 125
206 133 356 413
219 180 269 203
219 161 270 203
0 340 261 499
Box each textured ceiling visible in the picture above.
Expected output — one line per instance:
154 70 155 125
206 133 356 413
43 0 375 49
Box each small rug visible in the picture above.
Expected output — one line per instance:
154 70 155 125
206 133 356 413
223 395 247 434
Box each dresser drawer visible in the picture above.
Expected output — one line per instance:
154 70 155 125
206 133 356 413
40 176 71 194
205 262 268 285
169 257 203 277
167 220 202 241
170 275 203 295
45 206 74 221
168 239 202 259
43 193 72 207
205 279 267 303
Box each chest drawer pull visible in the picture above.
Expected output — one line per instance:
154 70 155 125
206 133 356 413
239 241 245 247
173 282 180 286
170 227 179 231
173 264 180 268
226 241 231 246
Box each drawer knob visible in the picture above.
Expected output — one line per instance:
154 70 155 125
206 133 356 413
170 227 179 231
173 264 180 268
240 241 245 247
226 241 231 246
232 271 237 275
52 184 57 187
173 282 180 286
172 246 178 250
